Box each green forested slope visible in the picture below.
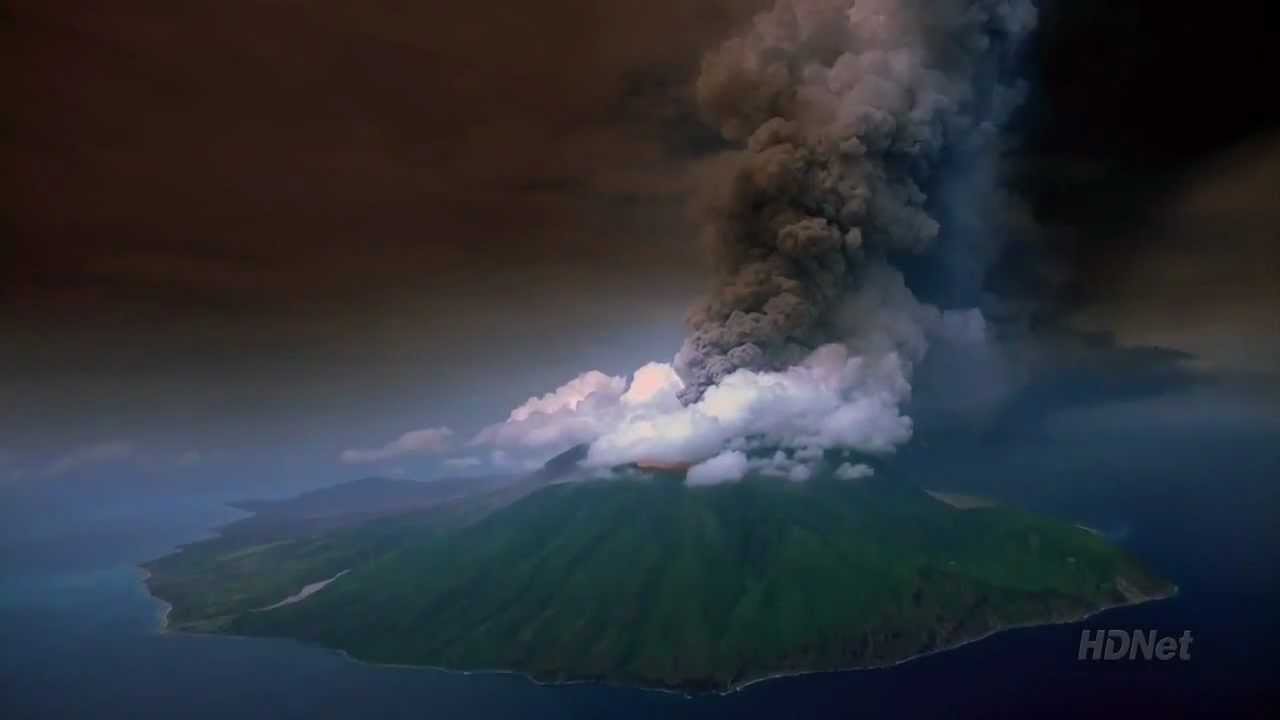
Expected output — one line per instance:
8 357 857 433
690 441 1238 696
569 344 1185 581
217 472 1171 691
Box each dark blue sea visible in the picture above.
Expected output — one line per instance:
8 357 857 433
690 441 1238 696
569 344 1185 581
4 384 1278 718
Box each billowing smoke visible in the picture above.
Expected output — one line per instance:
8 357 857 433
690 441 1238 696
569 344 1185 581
463 265 989 480
673 0 1036 403
420 0 1039 483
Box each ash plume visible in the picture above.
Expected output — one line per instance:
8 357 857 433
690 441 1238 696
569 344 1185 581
673 0 1037 403
410 0 1040 482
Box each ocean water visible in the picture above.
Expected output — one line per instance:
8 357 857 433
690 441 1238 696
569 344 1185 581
3 387 1278 718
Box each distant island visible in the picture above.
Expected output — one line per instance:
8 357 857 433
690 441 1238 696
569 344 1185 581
144 450 1175 693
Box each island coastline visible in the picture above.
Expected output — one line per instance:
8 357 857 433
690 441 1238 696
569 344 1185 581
139 474 1179 695
143 560 1177 696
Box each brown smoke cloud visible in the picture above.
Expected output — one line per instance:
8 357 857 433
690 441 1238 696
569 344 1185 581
673 0 1038 402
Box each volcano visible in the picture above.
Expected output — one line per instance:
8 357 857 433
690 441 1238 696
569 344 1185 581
144 453 1174 692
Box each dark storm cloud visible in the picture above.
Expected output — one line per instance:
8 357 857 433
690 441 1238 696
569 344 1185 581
3 0 769 457
1000 0 1279 328
8 0 1270 352
5 0 1278 478
1069 134 1280 374
4 0 768 319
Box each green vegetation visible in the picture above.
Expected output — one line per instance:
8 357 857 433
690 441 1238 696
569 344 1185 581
143 513 436 630
146 469 1173 692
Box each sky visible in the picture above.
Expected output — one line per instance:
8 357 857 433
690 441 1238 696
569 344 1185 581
4 0 1277 489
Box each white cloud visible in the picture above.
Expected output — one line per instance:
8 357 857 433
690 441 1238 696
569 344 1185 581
471 371 626 457
751 450 797 478
620 363 683 408
488 450 543 472
44 442 134 477
787 463 812 482
418 264 983 480
509 370 626 423
686 450 749 486
585 344 914 468
340 427 453 464
834 462 874 480
444 456 482 469
467 342 914 475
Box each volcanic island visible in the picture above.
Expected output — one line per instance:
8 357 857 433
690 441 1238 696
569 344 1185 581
144 448 1175 693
